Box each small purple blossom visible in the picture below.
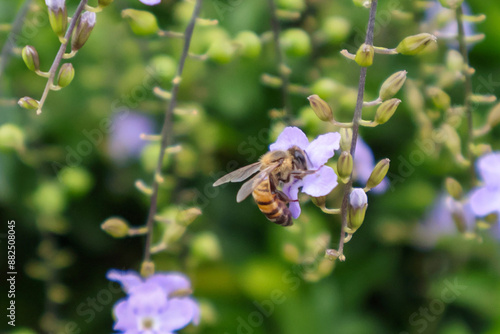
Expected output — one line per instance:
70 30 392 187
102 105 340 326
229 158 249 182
45 0 65 10
139 0 161 5
107 270 199 334
270 127 340 219
353 138 389 194
350 188 367 209
81 11 96 27
108 111 155 164
469 152 500 217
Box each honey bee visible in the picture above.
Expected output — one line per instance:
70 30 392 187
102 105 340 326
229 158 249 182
213 146 313 226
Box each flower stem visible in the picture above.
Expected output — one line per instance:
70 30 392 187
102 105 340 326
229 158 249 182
142 0 203 264
456 5 476 185
337 0 378 260
267 0 291 119
36 0 89 115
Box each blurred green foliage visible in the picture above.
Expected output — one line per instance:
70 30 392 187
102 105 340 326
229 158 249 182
1 0 500 333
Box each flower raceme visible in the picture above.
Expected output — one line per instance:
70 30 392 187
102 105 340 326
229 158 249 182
271 127 341 219
107 270 200 334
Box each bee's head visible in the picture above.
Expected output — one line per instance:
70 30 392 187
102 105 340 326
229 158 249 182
289 146 308 170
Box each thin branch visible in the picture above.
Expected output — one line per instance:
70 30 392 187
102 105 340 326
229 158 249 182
267 0 291 119
456 5 476 185
0 0 33 94
337 0 378 260
142 0 203 264
36 0 89 114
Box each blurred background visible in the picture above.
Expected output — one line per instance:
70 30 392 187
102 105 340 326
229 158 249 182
1 0 500 333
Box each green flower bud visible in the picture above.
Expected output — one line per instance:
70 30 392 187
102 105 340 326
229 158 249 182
337 151 353 179
46 0 68 38
438 0 464 9
340 128 353 152
348 188 368 231
427 87 451 110
446 49 464 71
0 124 24 151
487 103 500 128
18 96 39 110
311 196 326 208
140 261 155 278
59 167 93 196
366 158 390 189
396 33 437 55
234 31 262 59
176 207 202 226
352 0 368 7
374 98 401 124
281 28 311 57
57 63 74 87
379 70 407 101
32 182 66 215
277 0 305 11
355 43 374 67
150 55 177 82
442 124 461 156
445 177 463 200
322 17 351 44
470 143 492 157
98 0 114 8
446 198 467 233
207 39 234 64
101 217 130 238
190 232 221 262
311 78 343 100
307 94 333 122
71 11 96 51
22 45 40 72
122 9 158 36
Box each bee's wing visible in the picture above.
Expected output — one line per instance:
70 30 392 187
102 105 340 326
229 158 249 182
236 163 280 203
213 162 262 186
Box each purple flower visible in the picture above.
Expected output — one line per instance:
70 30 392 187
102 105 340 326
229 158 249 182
139 0 161 5
350 188 367 208
270 127 341 219
107 270 199 334
45 0 65 10
469 152 500 217
108 111 155 164
353 138 389 193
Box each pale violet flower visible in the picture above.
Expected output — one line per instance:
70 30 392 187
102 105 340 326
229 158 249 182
270 126 340 219
350 188 367 208
140 0 161 5
353 138 389 193
107 270 199 334
469 152 500 217
45 0 65 10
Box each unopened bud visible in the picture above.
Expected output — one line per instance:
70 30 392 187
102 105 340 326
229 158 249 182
281 28 312 57
366 158 390 189
207 39 235 64
235 31 261 59
337 151 353 179
57 63 74 87
470 143 492 157
348 188 368 231
427 87 451 110
71 11 96 51
441 124 461 156
355 43 374 67
190 232 221 262
0 124 24 151
446 197 467 233
307 94 333 122
396 33 437 55
487 103 500 128
46 0 68 38
375 98 401 124
340 128 353 152
446 50 464 71
311 196 326 208
445 177 463 200
98 0 114 7
438 0 464 9
176 207 202 226
122 9 159 36
101 217 130 238
22 46 40 72
18 96 40 110
140 261 155 278
379 70 407 101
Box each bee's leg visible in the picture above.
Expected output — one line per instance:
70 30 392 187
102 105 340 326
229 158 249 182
275 190 298 203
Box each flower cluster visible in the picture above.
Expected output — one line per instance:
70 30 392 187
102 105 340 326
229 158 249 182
107 270 199 334
269 127 341 218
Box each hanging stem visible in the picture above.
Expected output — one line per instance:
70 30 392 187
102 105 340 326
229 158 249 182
337 0 378 260
267 0 291 119
456 5 476 185
36 0 89 115
142 0 203 264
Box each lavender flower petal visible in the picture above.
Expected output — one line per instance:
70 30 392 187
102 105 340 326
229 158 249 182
301 166 337 197
269 126 309 151
305 132 341 168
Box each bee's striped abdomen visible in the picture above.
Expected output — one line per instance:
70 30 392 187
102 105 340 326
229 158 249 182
252 179 293 227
